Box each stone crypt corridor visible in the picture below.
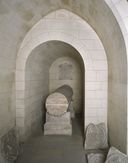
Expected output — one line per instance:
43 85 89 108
0 0 128 163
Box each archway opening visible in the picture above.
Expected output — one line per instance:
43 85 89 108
16 9 108 142
25 40 85 137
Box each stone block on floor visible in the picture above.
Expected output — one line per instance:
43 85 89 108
85 149 108 163
105 147 128 163
87 153 106 163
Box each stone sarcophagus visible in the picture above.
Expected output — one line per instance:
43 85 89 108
44 85 74 135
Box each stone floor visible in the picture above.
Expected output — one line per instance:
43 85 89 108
16 117 87 163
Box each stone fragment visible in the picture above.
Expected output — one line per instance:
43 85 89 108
87 153 106 163
84 123 108 150
105 147 128 163
0 129 19 162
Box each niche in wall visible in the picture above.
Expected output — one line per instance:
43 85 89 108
24 41 85 138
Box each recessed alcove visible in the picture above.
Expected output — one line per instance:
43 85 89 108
25 41 85 137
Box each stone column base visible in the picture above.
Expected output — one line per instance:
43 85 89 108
44 112 72 135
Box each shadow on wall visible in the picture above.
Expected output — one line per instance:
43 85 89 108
49 56 85 115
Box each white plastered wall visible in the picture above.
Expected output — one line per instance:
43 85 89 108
16 9 108 139
104 0 128 153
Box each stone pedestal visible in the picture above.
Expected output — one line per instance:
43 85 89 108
44 85 73 136
44 112 72 135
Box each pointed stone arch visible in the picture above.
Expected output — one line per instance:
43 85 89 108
16 9 107 140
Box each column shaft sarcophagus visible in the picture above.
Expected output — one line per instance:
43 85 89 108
44 85 73 135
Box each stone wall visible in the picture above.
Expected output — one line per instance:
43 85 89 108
23 48 49 139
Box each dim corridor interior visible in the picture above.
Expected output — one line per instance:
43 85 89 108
16 116 87 163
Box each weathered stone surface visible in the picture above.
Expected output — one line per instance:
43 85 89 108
44 123 72 135
46 112 71 123
87 153 106 163
46 85 73 116
105 147 128 163
84 123 108 150
46 92 68 116
59 63 73 80
0 152 10 163
0 129 19 162
44 85 73 135
44 112 72 135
